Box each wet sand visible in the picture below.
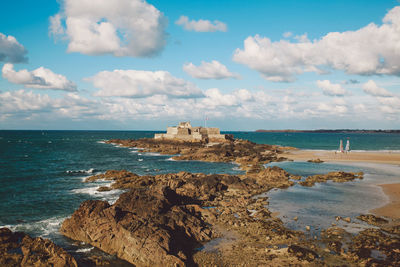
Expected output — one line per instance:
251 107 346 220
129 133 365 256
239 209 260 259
372 183 400 219
281 150 400 165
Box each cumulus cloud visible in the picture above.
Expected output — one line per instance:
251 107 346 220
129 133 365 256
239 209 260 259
0 33 28 63
316 80 349 96
362 80 393 97
233 6 400 82
49 0 167 57
175 16 227 32
2 63 77 91
87 69 203 98
0 90 100 121
183 60 240 79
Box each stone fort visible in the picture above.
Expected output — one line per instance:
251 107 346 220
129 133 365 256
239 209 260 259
154 122 230 142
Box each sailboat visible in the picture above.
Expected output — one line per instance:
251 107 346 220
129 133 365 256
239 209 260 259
345 139 350 153
338 140 344 153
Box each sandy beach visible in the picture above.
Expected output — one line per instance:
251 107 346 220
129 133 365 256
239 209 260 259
281 149 400 165
372 184 400 219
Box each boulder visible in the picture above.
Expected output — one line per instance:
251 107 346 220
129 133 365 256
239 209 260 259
61 185 214 266
0 227 77 267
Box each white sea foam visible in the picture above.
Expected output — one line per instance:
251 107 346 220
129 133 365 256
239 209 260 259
66 168 96 174
97 140 106 144
71 182 124 205
145 152 163 156
166 157 175 161
76 247 94 253
138 159 143 161
1 216 67 238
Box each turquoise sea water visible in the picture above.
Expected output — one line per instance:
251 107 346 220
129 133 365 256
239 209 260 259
0 130 399 262
230 131 400 151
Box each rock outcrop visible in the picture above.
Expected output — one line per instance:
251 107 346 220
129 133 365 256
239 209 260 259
299 171 363 187
106 138 287 171
307 158 324 163
0 228 77 267
61 184 215 266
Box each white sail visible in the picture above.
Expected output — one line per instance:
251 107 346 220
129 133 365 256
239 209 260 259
338 140 343 152
345 140 350 152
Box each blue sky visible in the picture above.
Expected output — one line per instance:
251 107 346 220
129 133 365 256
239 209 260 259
0 0 399 130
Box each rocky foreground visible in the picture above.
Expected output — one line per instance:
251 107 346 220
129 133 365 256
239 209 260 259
0 228 77 267
61 168 400 266
56 138 400 266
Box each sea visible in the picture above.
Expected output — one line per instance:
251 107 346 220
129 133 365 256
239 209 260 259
1 130 400 262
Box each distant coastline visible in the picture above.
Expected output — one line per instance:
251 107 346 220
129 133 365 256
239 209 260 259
255 129 400 134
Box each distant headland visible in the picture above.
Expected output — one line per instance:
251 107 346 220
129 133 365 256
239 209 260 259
255 129 400 134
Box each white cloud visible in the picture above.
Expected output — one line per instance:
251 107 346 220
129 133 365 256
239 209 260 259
50 0 167 57
283 32 292 38
316 80 348 96
0 33 28 63
362 80 393 97
0 90 51 112
49 14 64 37
183 60 240 79
2 63 77 91
0 90 100 120
1 85 399 127
175 16 227 32
87 69 203 98
233 6 400 82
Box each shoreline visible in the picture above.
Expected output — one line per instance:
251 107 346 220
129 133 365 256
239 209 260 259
282 149 400 220
281 149 400 165
372 183 400 219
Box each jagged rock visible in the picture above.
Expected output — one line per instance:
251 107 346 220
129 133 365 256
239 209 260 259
0 227 77 267
244 166 295 190
61 185 215 266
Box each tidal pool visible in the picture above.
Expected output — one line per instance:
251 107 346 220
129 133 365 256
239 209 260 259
262 161 400 235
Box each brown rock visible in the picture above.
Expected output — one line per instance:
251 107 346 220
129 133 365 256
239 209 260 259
288 245 318 261
356 214 388 226
61 185 214 266
0 227 77 267
299 171 363 187
307 158 324 163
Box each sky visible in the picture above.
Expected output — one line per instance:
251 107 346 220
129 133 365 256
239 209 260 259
0 0 399 130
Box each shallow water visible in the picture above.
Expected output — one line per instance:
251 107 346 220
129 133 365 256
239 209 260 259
264 161 400 234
